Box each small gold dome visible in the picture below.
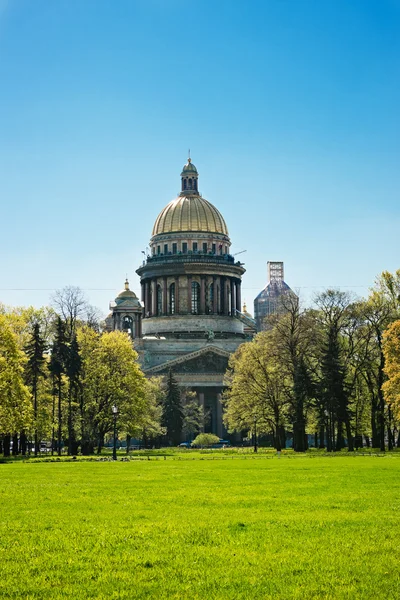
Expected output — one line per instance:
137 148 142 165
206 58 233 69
152 195 229 237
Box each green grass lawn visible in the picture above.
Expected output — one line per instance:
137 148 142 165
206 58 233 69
1 455 399 599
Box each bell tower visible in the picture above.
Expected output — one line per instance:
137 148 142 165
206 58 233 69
180 157 199 195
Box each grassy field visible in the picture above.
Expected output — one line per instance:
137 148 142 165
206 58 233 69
1 455 399 599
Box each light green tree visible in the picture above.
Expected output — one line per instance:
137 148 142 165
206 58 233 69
223 332 290 451
0 315 32 456
77 327 148 454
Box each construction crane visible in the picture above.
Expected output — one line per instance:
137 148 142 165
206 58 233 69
233 250 247 257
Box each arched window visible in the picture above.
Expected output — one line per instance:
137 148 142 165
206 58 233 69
183 179 187 190
122 315 134 337
193 179 197 190
188 178 192 189
169 283 175 315
191 282 200 314
157 285 162 315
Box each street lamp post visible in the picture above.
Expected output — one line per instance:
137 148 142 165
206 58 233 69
112 405 118 461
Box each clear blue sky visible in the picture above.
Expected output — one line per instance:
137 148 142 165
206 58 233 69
1 0 399 314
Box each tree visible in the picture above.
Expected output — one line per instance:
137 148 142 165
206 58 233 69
383 320 400 420
48 318 68 455
223 332 290 451
52 286 88 339
24 322 47 455
77 327 147 454
314 290 355 451
0 315 32 456
65 333 81 455
182 389 204 440
267 293 317 451
161 370 183 446
192 433 220 448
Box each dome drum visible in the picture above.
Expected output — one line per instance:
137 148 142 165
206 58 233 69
142 314 245 338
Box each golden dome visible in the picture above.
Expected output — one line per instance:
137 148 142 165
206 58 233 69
152 195 229 237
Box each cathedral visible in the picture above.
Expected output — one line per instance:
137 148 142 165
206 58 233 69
107 158 255 437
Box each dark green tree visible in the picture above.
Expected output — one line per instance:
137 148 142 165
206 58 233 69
162 370 183 445
316 290 354 452
24 322 47 456
49 318 68 456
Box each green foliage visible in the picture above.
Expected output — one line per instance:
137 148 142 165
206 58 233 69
192 432 220 447
223 332 289 450
24 322 47 454
77 327 148 453
0 315 32 438
182 393 204 440
161 370 183 445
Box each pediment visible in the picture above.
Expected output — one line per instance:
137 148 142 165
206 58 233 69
145 345 230 375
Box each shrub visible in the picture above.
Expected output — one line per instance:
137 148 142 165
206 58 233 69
192 433 220 448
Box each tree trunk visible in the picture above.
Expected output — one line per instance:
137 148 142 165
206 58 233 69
126 434 131 454
345 418 354 452
68 388 73 456
388 406 393 451
377 345 386 452
274 429 282 451
3 435 11 457
97 433 104 455
371 396 379 447
354 434 363 450
397 430 400 448
314 431 318 448
20 431 27 456
33 380 38 456
293 422 306 452
318 426 325 449
57 375 62 456
336 420 344 451
12 433 19 455
279 426 286 450
365 435 370 448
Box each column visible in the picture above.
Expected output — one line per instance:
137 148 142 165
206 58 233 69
200 276 206 314
213 276 218 314
141 282 145 303
230 278 236 316
236 280 241 313
151 279 157 316
220 276 225 315
175 277 180 314
163 277 167 315
198 392 205 432
187 275 192 314
225 280 230 315
216 392 223 438
144 281 149 317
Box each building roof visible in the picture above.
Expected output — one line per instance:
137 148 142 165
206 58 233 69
180 158 198 175
114 279 142 309
254 280 292 301
152 195 229 237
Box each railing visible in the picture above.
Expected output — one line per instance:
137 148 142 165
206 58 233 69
235 309 257 329
139 252 243 268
